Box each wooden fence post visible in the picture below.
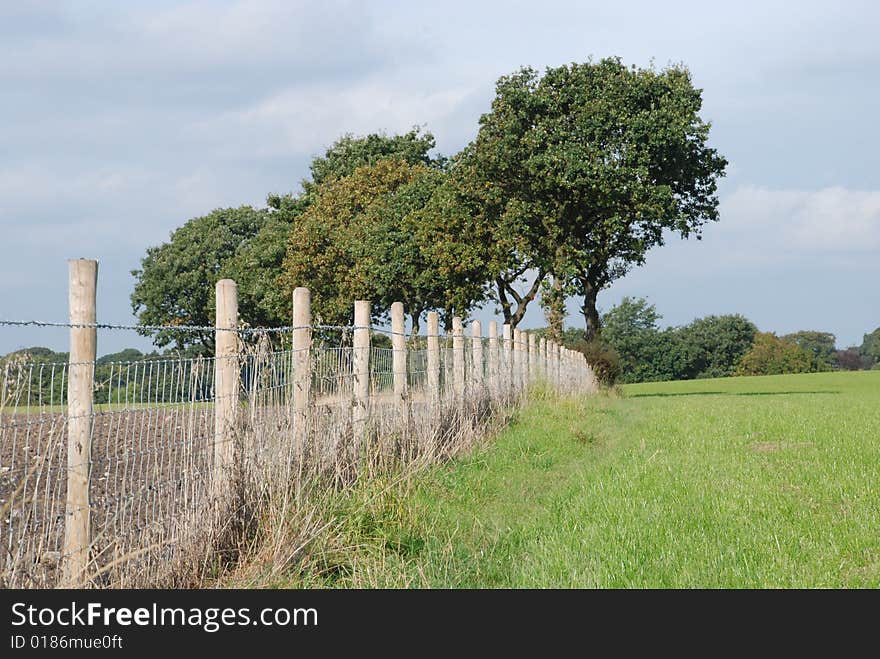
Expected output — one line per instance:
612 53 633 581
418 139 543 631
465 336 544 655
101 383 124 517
488 320 498 398
452 316 465 400
62 258 97 586
213 278 239 508
292 287 311 446
556 342 563 389
352 301 371 440
561 347 568 390
471 320 483 394
528 333 536 386
513 328 524 395
539 337 547 380
426 311 440 403
391 301 407 402
502 324 512 395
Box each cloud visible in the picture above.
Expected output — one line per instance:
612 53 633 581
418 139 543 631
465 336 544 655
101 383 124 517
3 1 880 355
0 1 401 84
720 185 880 255
194 81 476 159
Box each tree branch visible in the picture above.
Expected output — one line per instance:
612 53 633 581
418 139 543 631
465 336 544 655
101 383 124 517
509 269 545 327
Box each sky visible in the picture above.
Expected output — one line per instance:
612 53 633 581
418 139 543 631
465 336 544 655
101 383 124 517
1 0 878 355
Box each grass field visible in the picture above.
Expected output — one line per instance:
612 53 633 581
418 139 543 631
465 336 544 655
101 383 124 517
288 370 880 588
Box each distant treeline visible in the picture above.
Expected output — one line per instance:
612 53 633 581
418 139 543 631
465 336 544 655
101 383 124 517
1 332 398 407
0 346 213 406
4 303 877 397
549 297 880 385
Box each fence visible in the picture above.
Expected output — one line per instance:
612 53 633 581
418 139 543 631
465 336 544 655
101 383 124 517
0 259 598 588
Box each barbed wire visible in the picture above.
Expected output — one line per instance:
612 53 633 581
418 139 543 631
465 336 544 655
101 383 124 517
0 318 528 340
0 319 351 335
1 318 592 588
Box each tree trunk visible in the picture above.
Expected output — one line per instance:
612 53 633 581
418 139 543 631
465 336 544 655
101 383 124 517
411 312 421 337
581 280 601 341
495 270 544 329
443 307 453 332
542 275 565 343
495 278 513 326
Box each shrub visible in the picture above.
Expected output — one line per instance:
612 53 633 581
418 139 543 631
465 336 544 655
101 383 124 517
679 314 757 379
781 331 836 371
859 328 880 367
836 347 873 371
736 332 813 376
568 337 620 386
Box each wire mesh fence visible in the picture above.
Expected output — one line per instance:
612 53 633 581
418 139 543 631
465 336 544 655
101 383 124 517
1 286 598 589
0 347 219 587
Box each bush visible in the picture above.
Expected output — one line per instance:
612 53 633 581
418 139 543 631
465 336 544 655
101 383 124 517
679 314 757 379
781 331 836 371
836 347 873 371
736 332 813 376
860 328 880 366
568 337 620 387
599 298 756 383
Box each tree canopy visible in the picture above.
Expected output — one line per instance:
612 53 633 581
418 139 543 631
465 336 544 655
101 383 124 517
600 297 674 383
279 158 488 329
679 315 757 379
782 331 837 371
129 130 445 351
130 60 734 356
600 298 757 383
252 129 447 326
736 333 814 376
462 58 727 338
130 206 269 351
859 327 880 366
267 128 440 213
223 215 292 329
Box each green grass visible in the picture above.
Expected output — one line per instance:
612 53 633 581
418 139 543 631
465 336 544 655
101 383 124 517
290 371 880 588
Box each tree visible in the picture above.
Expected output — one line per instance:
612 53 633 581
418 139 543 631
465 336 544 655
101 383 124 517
360 165 489 330
781 331 836 371
267 128 439 212
859 327 880 366
540 277 566 343
1 347 68 404
131 131 447 352
600 297 676 383
223 215 292 329
836 347 872 371
280 159 488 329
736 333 813 376
131 206 269 352
425 146 547 329
253 129 446 322
464 59 727 338
600 300 759 383
680 315 757 378
601 297 662 343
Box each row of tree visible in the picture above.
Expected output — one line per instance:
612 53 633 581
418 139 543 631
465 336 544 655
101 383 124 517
4 313 875 400
131 58 727 353
581 297 880 384
0 347 213 405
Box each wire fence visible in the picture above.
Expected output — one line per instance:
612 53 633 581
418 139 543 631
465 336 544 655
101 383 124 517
0 281 598 589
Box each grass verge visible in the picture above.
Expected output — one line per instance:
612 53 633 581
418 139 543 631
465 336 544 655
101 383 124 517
240 371 880 588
